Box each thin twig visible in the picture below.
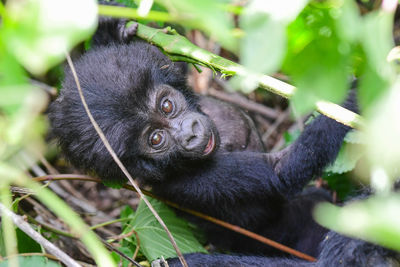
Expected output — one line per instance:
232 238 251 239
262 108 291 143
18 152 112 221
30 79 58 97
210 83 278 119
33 175 317 262
23 211 76 238
0 203 81 267
65 52 188 267
108 228 141 260
90 218 131 230
101 241 142 267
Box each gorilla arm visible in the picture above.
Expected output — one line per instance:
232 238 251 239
153 99 354 209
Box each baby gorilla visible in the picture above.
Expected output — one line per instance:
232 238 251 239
50 41 263 184
48 24 399 266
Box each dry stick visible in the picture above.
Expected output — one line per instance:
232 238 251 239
64 53 188 267
0 203 81 267
101 240 142 267
208 87 279 119
33 175 317 262
262 109 291 143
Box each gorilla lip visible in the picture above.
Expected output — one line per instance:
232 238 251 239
203 133 216 155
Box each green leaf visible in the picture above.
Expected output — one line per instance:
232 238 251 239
0 45 26 87
16 228 42 253
101 178 125 189
120 205 135 220
0 41 28 114
314 193 400 251
3 0 97 75
0 256 61 267
283 129 301 146
241 15 286 75
358 9 394 111
0 85 31 115
124 197 207 261
343 130 364 144
240 0 309 74
364 80 400 180
322 172 357 201
284 3 351 114
0 228 5 257
325 142 363 174
334 0 361 43
236 0 308 92
158 0 237 52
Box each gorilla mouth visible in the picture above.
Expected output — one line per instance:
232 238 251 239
203 132 216 155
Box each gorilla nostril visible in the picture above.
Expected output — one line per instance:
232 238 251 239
186 133 195 141
192 120 200 135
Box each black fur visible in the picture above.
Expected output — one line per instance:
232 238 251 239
48 18 399 267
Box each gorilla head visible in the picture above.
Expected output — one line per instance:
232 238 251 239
49 42 219 184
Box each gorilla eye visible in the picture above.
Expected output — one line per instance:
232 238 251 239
150 131 165 148
161 99 174 114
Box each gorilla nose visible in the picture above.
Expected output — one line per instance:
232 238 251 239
180 117 205 150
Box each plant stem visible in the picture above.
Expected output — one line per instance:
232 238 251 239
132 22 363 129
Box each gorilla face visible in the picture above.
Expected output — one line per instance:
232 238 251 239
139 84 219 160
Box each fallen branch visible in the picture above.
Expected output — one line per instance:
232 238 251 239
0 202 81 267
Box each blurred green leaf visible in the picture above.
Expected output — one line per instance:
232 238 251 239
0 85 31 115
314 193 400 251
240 0 308 74
284 2 352 114
0 228 5 257
364 80 400 180
0 46 26 87
358 10 395 111
2 0 97 75
343 130 364 144
325 129 365 174
156 0 237 52
334 0 361 43
0 41 28 114
123 197 206 261
235 0 308 92
0 256 61 267
325 143 363 174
